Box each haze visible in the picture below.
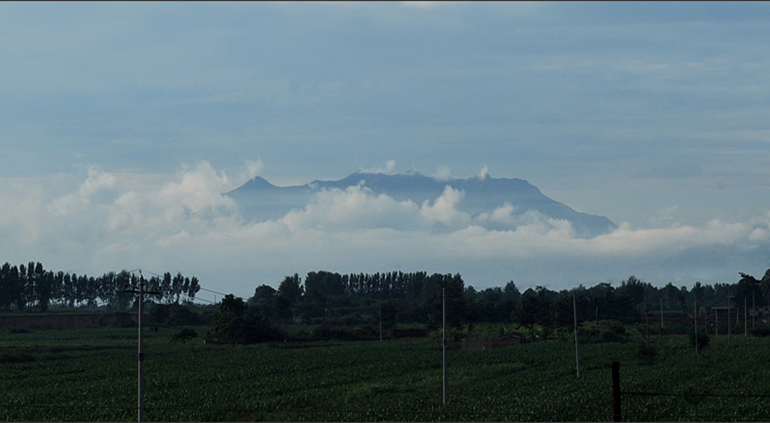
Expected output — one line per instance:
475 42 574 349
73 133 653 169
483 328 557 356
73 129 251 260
2 2 770 298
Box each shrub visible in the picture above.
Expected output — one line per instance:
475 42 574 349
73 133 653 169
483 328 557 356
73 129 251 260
608 320 626 335
311 323 379 341
170 328 198 344
578 326 629 344
636 343 657 364
149 303 204 326
689 332 710 351
602 330 626 343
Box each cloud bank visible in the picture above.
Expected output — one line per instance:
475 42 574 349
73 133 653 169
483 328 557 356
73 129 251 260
1 161 769 297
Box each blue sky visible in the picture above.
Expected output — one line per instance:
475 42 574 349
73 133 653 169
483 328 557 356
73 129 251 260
2 2 770 297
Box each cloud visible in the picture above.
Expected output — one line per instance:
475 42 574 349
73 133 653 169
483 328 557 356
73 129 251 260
158 162 237 218
488 203 516 225
49 166 118 216
242 159 264 181
420 185 471 229
360 160 397 174
433 165 452 181
477 165 489 180
78 166 117 199
401 1 451 9
279 184 421 232
1 161 770 296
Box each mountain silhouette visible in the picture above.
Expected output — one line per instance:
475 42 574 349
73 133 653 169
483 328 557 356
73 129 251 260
226 170 616 238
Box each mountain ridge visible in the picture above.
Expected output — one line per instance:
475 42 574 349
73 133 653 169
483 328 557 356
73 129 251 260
226 171 616 238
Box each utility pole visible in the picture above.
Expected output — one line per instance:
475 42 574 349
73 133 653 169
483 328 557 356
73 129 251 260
644 291 649 341
442 287 448 406
745 298 748 337
660 299 664 332
124 272 161 423
573 290 580 378
728 292 732 343
694 296 698 354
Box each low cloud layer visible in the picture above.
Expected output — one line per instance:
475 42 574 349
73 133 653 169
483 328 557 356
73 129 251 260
2 161 769 297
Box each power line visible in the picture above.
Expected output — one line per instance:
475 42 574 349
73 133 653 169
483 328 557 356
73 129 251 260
197 287 229 297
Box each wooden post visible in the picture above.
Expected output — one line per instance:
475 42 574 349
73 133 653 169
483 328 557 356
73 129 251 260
694 297 698 354
660 299 664 332
612 361 621 422
728 294 732 343
138 279 145 422
644 292 649 341
573 290 580 378
442 287 448 406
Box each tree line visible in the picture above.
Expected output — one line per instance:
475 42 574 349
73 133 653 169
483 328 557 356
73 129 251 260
247 269 770 338
5 259 770 344
0 261 201 312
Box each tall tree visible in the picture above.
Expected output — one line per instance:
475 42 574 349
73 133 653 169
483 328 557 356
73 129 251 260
212 294 247 345
278 274 303 302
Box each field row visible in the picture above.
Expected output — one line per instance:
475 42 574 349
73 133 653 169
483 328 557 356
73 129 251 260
3 327 770 421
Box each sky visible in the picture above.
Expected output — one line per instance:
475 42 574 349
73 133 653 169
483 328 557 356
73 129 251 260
2 1 770 298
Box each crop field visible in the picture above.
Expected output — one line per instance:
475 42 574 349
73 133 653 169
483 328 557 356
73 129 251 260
3 327 770 421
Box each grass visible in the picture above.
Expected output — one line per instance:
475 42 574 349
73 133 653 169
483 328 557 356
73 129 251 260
2 326 770 421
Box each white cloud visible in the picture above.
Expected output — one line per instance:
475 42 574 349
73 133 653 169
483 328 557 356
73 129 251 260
419 185 471 228
157 161 237 218
477 165 489 180
433 165 452 181
401 1 451 9
2 162 770 296
242 159 264 181
360 160 397 174
78 166 117 200
49 166 118 216
280 184 420 232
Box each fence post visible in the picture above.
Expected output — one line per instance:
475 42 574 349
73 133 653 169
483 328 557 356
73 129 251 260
612 361 621 422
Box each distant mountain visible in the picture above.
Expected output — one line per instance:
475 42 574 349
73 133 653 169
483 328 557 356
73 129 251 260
225 170 616 238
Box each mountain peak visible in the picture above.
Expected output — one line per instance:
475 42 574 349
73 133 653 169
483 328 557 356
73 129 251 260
244 176 276 189
226 169 616 238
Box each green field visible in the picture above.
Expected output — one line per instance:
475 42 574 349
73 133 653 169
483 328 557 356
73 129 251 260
3 326 770 422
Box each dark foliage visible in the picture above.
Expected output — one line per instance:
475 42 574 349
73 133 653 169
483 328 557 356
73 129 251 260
750 328 770 337
636 343 657 364
689 332 710 351
171 328 198 344
0 261 201 312
210 294 284 345
149 303 204 326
